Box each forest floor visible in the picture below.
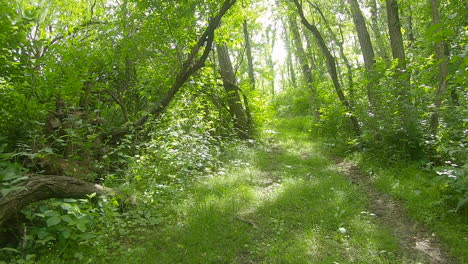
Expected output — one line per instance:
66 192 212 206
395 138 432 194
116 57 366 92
112 121 458 264
335 161 453 264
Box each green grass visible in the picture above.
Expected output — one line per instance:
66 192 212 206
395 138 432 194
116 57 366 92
110 121 421 263
31 118 466 263
354 157 468 263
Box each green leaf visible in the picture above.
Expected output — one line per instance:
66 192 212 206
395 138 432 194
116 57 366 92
37 229 49 239
46 216 61 227
78 233 96 240
44 210 60 217
76 222 87 232
41 147 54 154
62 229 71 239
61 215 73 223
0 247 21 254
59 203 73 210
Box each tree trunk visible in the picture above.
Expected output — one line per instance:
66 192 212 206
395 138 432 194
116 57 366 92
386 0 416 133
429 0 449 134
406 5 415 47
369 0 388 58
303 29 317 69
337 25 355 103
288 14 319 117
282 18 297 89
243 20 256 90
348 0 377 106
217 44 251 139
293 0 361 135
0 175 110 227
309 3 356 107
386 0 406 70
348 0 375 70
265 26 276 95
386 0 411 103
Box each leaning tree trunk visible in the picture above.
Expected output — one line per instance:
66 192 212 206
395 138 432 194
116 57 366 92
348 0 377 106
0 175 110 227
288 14 319 117
217 43 251 139
348 0 375 70
111 0 237 140
293 0 361 135
309 2 356 107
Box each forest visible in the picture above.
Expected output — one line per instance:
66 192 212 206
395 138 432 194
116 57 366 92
0 0 466 263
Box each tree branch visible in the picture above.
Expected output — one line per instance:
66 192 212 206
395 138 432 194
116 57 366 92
111 0 237 139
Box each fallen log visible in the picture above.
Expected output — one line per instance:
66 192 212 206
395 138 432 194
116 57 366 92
0 174 111 227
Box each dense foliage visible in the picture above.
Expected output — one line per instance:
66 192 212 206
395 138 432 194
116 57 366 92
273 0 467 212
0 0 466 262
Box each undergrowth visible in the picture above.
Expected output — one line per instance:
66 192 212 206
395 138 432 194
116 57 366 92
266 115 467 263
104 121 419 263
1 98 242 263
2 112 466 263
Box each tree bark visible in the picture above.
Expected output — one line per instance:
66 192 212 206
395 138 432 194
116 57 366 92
265 25 276 95
303 29 317 70
243 20 256 90
337 25 356 103
348 0 377 106
309 3 356 107
368 0 388 58
0 175 110 227
429 0 449 134
386 0 406 70
348 0 375 70
288 14 318 117
282 18 297 89
293 0 361 135
386 0 415 132
405 4 415 47
217 44 251 139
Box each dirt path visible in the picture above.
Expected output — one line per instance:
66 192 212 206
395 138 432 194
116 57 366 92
112 129 462 263
336 160 457 264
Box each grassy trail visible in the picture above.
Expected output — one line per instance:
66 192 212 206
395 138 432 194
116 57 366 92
116 123 454 263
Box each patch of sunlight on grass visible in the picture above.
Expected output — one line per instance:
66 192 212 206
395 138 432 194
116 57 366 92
356 158 468 263
344 213 419 263
133 180 256 262
113 119 437 263
244 156 416 263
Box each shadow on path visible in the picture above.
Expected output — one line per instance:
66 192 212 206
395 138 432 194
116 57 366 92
117 130 433 263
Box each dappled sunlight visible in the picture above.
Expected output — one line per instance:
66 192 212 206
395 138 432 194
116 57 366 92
1 0 465 261
242 172 410 263
109 120 441 263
